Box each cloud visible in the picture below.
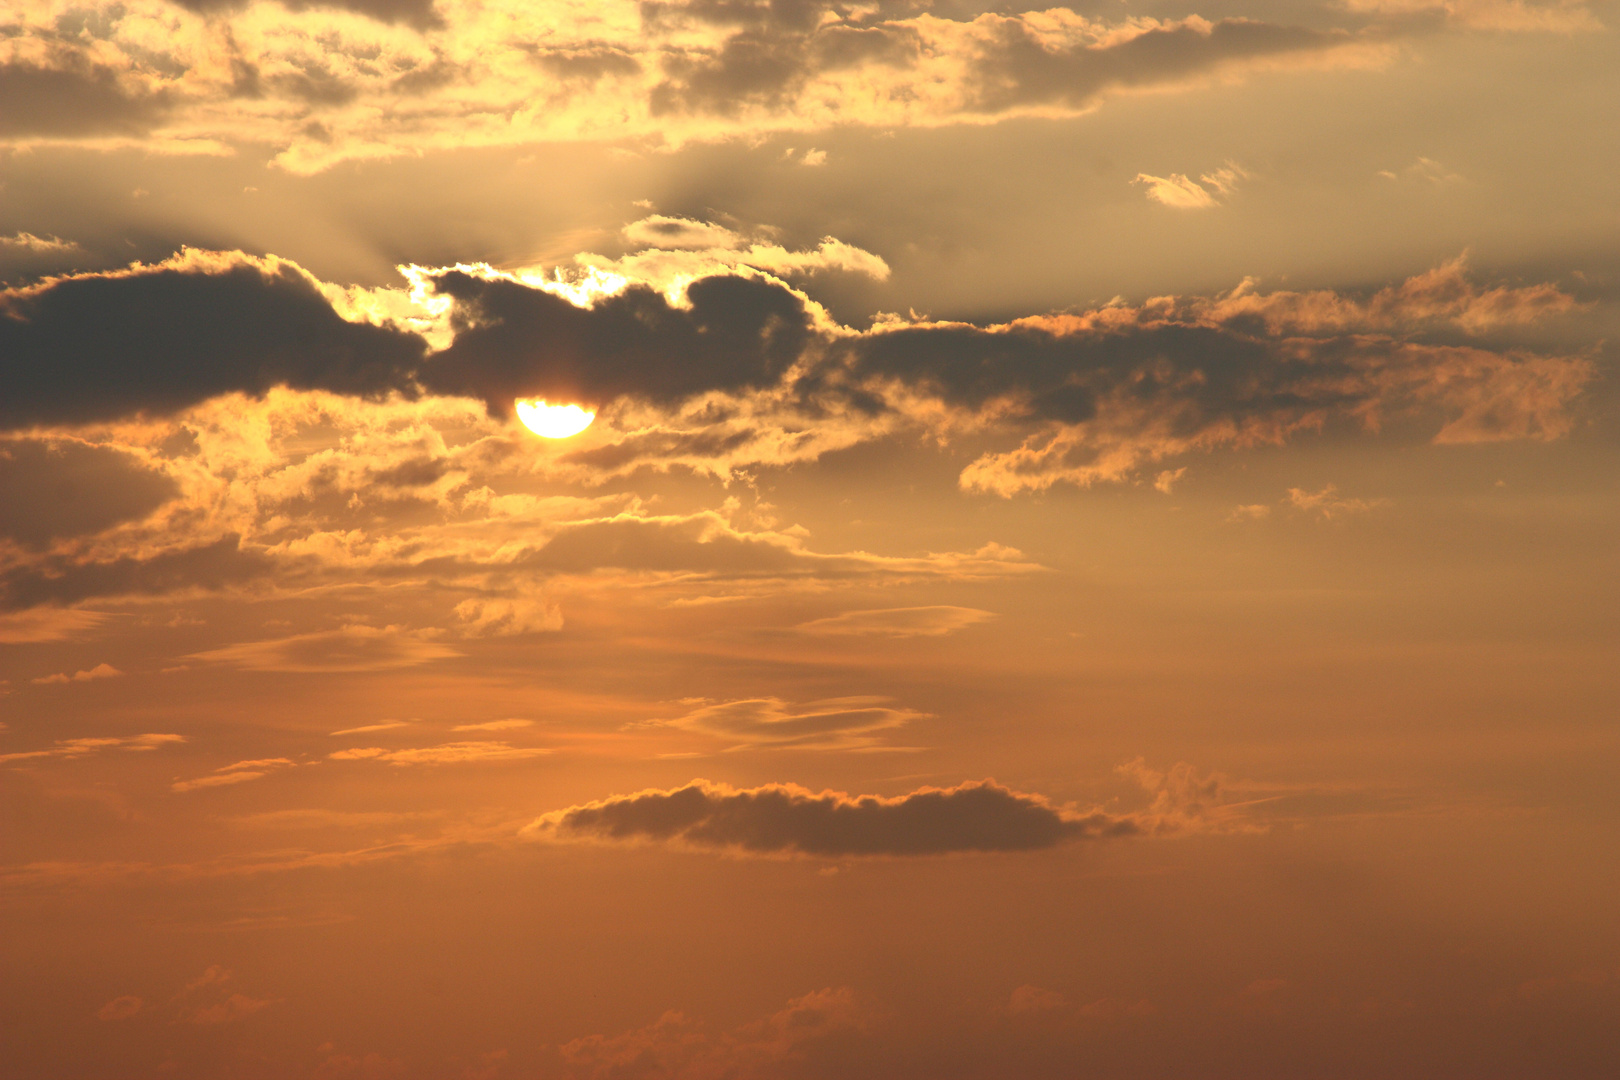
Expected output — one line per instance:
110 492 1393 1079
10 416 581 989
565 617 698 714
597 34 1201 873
172 758 298 793
189 625 459 673
0 534 275 613
651 696 924 751
0 732 184 765
0 438 178 548
451 719 534 731
330 741 551 765
524 777 1152 857
329 721 414 736
0 232 83 255
1134 173 1217 209
0 251 424 432
0 607 108 643
0 1 1511 172
794 606 995 638
96 996 143 1021
1284 484 1390 519
30 662 123 685
559 987 863 1080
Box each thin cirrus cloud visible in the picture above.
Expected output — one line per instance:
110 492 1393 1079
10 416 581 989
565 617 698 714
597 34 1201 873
651 696 925 751
171 758 299 793
188 625 459 673
330 741 552 765
0 732 184 765
794 606 996 638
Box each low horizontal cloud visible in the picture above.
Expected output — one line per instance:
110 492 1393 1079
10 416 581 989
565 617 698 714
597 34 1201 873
451 719 534 731
794 606 995 638
0 607 108 644
329 720 414 736
189 625 458 673
528 763 1256 857
330 741 551 765
528 778 1140 857
172 758 298 793
0 232 82 255
0 732 184 766
651 696 924 751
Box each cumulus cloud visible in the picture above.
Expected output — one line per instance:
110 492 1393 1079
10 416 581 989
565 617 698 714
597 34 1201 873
330 740 551 764
0 732 184 765
95 995 143 1021
188 625 459 673
794 606 995 637
649 696 924 751
30 662 123 685
1134 173 1217 209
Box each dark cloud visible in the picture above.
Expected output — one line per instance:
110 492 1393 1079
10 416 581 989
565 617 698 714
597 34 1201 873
0 534 274 612
972 17 1346 113
0 60 168 138
0 440 177 548
524 778 1140 856
420 271 817 414
0 259 425 431
168 0 444 31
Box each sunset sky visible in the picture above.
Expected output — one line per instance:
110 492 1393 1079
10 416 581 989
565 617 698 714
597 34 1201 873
2 1 1618 1077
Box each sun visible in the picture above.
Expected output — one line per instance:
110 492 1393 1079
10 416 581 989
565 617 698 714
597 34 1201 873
515 398 595 439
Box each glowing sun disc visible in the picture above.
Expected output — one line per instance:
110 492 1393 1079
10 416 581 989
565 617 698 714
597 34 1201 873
515 399 595 439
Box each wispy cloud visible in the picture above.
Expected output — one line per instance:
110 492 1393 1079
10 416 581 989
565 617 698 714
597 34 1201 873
0 732 184 765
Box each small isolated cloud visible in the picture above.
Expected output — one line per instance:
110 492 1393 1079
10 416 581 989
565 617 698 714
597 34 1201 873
1007 985 1070 1015
0 732 183 765
560 988 862 1080
0 607 108 644
1284 484 1390 520
172 758 298 793
523 778 1146 857
172 967 273 1026
652 696 924 751
1378 156 1465 184
1134 164 1246 209
800 148 827 167
330 741 551 765
794 606 995 639
452 719 534 732
189 625 458 673
1226 504 1272 522
0 232 82 255
31 662 123 685
329 720 414 736
96 996 143 1021
1154 468 1188 494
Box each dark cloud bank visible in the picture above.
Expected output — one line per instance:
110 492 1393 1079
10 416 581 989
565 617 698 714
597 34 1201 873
1 251 1587 444
524 778 1145 857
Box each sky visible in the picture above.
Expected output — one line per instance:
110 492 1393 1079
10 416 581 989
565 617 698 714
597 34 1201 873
1 1 1618 1077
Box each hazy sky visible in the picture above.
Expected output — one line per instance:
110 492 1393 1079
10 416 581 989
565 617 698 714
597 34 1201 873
2 1 1618 1077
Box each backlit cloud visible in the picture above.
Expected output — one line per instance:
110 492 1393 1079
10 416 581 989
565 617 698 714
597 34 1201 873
172 757 299 792
189 625 459 673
